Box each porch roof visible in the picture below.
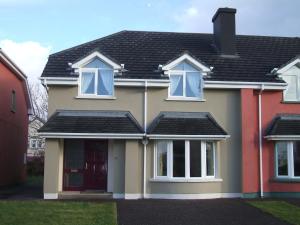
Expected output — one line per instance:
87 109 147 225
147 112 229 140
39 110 144 138
265 114 300 140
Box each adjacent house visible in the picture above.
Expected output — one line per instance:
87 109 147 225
39 8 300 199
27 117 45 159
0 49 32 187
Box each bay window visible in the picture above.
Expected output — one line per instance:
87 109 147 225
169 61 203 99
275 141 300 178
80 58 114 97
154 140 216 180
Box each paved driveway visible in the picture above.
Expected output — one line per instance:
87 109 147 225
117 199 289 225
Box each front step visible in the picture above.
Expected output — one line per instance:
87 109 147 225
58 191 113 200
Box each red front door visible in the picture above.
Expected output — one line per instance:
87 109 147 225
84 140 108 191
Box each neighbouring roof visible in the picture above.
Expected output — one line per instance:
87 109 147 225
39 110 143 134
148 112 228 136
42 30 300 83
266 114 300 136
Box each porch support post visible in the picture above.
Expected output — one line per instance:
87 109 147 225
44 138 64 199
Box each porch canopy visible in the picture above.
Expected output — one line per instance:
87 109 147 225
39 110 144 139
265 114 300 140
147 112 229 140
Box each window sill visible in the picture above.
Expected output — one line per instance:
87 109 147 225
281 101 300 104
149 178 222 183
165 98 206 102
76 96 116 100
271 177 300 183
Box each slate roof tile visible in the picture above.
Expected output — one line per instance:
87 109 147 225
42 31 300 82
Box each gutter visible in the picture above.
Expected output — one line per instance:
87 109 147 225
258 84 265 198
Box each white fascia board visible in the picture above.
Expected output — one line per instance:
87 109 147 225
147 134 230 140
39 132 144 139
162 53 211 73
204 81 287 90
39 76 286 90
114 78 169 87
276 58 300 74
72 51 121 69
40 77 78 85
265 135 300 140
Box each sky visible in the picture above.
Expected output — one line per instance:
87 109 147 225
0 0 299 83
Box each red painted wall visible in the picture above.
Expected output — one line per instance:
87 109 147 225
241 89 300 195
0 60 28 186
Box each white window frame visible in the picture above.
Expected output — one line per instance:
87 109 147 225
168 70 203 101
30 139 37 149
153 140 217 181
78 67 114 98
281 74 300 102
275 141 300 178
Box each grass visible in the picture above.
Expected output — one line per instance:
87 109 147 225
0 201 117 225
248 201 300 225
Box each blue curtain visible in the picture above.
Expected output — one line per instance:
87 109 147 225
98 69 114 95
186 72 202 97
81 72 95 94
170 75 183 96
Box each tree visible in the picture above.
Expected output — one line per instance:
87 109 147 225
28 82 48 127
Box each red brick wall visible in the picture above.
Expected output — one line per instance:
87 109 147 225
241 89 300 195
0 61 28 186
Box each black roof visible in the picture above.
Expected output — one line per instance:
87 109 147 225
148 112 228 136
42 30 300 83
266 114 300 136
39 110 143 134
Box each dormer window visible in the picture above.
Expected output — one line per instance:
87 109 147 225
72 51 122 99
276 57 300 102
80 58 114 96
169 61 203 99
162 53 210 101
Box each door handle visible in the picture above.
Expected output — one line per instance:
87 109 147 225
85 162 88 170
93 165 95 172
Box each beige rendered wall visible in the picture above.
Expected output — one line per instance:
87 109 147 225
124 140 143 194
44 139 64 194
46 85 242 195
112 140 126 194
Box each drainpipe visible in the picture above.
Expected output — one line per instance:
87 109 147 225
258 84 265 198
142 80 148 198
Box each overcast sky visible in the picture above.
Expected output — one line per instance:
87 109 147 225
0 0 299 82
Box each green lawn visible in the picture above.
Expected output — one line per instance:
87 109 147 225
0 201 117 225
248 201 300 225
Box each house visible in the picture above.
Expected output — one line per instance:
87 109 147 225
0 49 32 187
27 117 45 159
39 8 300 200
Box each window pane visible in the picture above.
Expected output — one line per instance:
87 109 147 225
283 75 297 101
84 58 112 69
190 141 201 177
98 69 114 95
64 141 84 170
170 75 183 96
206 142 215 176
81 72 95 94
276 142 288 176
173 141 185 177
186 72 201 97
293 141 300 177
156 141 168 176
